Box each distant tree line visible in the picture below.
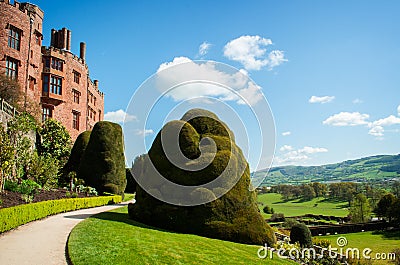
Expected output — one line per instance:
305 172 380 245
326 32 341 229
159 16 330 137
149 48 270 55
265 180 400 224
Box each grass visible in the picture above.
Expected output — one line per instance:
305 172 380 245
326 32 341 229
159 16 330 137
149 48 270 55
123 193 135 202
68 206 295 265
258 193 349 218
317 231 400 264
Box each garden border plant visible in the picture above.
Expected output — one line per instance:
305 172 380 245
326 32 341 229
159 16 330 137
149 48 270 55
0 195 122 233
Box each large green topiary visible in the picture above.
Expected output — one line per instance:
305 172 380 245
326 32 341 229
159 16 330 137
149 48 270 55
77 122 126 195
128 109 276 246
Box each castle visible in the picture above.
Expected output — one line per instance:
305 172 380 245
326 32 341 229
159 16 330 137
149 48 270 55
0 0 104 140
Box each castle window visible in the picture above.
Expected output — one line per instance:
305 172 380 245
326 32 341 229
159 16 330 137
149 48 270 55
5 57 18 79
51 58 63 71
50 75 62 95
43 74 49 92
72 111 80 130
8 25 21 51
73 89 80 104
73 71 80 84
42 106 52 122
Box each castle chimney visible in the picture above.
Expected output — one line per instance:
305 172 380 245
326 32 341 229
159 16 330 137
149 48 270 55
61 28 67 49
80 42 86 61
94 80 99 87
66 30 72 51
50 29 56 47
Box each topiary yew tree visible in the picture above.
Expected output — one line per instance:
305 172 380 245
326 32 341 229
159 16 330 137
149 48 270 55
290 223 313 247
128 109 276 246
77 122 126 195
61 130 91 188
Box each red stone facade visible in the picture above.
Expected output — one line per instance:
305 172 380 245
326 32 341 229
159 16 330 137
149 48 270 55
0 0 104 140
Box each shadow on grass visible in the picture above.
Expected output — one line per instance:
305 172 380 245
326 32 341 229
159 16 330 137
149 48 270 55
372 230 400 240
91 211 172 234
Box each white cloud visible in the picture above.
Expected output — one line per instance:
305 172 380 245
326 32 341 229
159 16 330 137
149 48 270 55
157 56 192 73
282 131 291 136
155 57 264 106
323 112 370 126
135 129 154 136
280 145 293 152
352 98 363 104
274 146 328 165
223 35 287 71
198 41 212 57
368 126 384 137
370 115 400 127
309 95 335 104
104 109 137 123
299 146 328 154
398 105 400 116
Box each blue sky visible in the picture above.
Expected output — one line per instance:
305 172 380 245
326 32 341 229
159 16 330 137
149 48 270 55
30 0 400 168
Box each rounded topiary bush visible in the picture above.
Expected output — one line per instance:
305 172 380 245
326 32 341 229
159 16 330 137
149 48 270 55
63 131 91 173
128 108 276 246
290 223 313 247
77 122 126 195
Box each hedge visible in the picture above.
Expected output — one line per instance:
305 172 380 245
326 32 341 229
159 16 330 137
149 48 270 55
0 195 122 233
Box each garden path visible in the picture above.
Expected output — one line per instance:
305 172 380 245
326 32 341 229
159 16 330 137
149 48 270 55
0 200 134 265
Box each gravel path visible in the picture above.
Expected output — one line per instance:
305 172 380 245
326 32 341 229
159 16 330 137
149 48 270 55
0 200 134 265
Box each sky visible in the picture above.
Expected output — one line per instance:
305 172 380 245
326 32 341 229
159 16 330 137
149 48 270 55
28 0 400 169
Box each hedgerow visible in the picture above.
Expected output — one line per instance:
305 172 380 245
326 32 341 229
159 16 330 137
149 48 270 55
0 195 121 233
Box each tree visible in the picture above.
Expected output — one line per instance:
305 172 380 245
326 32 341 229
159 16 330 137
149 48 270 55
38 118 72 165
392 180 400 198
374 193 396 221
301 184 316 200
290 223 313 247
78 121 126 195
26 152 59 189
311 182 328 197
0 74 22 106
349 193 372 223
0 75 41 120
7 112 37 179
0 124 14 192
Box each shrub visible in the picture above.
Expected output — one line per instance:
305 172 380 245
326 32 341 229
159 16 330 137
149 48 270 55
26 153 59 189
4 179 19 192
18 179 41 195
290 223 313 248
129 109 276 246
270 213 285 222
0 195 122 233
263 205 273 214
312 238 331 248
283 218 300 229
78 122 126 195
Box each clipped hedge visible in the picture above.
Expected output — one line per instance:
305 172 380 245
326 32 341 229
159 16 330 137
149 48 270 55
0 195 122 233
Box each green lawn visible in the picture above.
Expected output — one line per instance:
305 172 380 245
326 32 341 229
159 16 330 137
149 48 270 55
123 193 135 202
317 231 400 264
258 193 348 218
68 206 295 265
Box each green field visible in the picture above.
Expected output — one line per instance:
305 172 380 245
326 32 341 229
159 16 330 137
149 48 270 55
257 193 349 218
68 206 294 265
317 231 400 264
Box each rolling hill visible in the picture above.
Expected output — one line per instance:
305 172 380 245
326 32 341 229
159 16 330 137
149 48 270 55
253 154 400 186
